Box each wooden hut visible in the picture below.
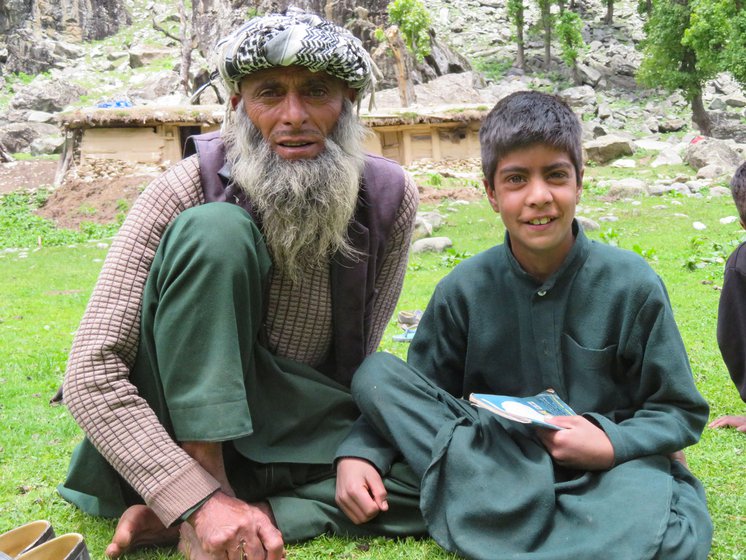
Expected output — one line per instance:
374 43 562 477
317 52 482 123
55 104 488 178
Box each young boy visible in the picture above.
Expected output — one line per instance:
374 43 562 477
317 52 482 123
335 91 713 559
712 161 746 433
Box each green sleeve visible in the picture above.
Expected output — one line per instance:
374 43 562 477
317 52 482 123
592 280 709 464
335 417 399 475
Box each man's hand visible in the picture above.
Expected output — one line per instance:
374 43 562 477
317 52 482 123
535 415 615 470
708 415 746 432
184 491 284 560
335 458 389 524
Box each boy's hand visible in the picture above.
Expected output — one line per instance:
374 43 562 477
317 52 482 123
335 458 389 524
708 415 746 432
535 415 615 470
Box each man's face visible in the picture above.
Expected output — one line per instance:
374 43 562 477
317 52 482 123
485 143 582 280
232 66 356 160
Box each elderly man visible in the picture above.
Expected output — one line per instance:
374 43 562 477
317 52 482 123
59 11 424 560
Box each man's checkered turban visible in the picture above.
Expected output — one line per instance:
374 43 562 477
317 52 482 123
215 9 374 96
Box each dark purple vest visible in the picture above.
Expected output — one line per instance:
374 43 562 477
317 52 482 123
183 132 406 387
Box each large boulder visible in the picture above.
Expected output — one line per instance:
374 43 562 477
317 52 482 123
685 137 742 170
584 135 634 164
8 78 86 114
0 122 60 153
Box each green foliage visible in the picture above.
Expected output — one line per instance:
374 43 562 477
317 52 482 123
473 58 515 81
387 0 432 61
440 248 473 268
639 0 746 99
638 0 702 97
556 10 585 68
428 173 443 186
374 27 386 43
0 191 120 249
599 227 621 247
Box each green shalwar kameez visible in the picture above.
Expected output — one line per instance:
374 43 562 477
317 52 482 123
60 203 424 541
340 223 713 559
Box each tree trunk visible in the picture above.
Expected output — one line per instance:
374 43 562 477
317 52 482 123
178 1 192 96
516 6 525 69
386 26 416 108
691 91 712 136
604 0 614 24
540 0 551 70
0 141 13 163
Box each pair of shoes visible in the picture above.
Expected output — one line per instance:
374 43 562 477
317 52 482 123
397 310 423 330
0 521 54 558
392 327 417 343
0 522 89 560
16 535 89 560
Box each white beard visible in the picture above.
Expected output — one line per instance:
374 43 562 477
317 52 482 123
222 101 368 282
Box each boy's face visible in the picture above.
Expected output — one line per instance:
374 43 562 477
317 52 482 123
484 143 582 281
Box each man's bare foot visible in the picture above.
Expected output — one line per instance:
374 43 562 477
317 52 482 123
669 450 689 470
105 505 180 558
178 522 209 560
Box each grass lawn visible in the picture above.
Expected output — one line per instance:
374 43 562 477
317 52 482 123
0 186 744 558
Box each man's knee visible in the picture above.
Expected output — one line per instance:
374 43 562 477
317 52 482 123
352 352 411 412
163 203 267 271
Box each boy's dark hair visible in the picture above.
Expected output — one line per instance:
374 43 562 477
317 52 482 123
730 161 746 223
480 91 583 190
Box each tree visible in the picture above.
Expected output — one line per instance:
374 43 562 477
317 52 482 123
151 0 197 96
507 0 526 70
387 0 432 62
537 0 553 70
638 0 711 134
604 0 615 24
639 0 745 136
557 10 585 84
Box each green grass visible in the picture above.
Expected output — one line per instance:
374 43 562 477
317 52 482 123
1 189 744 558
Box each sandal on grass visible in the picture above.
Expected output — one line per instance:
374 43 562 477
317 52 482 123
393 328 417 343
15 535 89 560
397 310 423 329
0 521 54 559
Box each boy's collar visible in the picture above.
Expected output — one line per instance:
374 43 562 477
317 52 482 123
504 220 590 290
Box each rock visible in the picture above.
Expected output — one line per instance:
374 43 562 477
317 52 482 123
720 216 739 224
577 63 602 87
412 217 434 241
418 211 445 230
658 117 688 133
607 178 647 198
697 164 735 180
30 135 64 155
584 135 634 164
9 78 86 114
0 122 60 153
412 237 453 253
685 137 741 170
634 138 671 152
651 150 683 168
26 111 55 123
129 45 176 69
710 186 732 197
611 159 636 168
558 85 597 109
576 216 600 231
725 94 746 108
128 71 182 101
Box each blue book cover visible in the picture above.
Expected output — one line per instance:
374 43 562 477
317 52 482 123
468 390 576 430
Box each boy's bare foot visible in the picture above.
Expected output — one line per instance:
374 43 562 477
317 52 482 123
105 505 180 558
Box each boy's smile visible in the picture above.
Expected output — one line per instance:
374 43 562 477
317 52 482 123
485 144 582 281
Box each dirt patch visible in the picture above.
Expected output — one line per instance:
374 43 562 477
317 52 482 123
0 160 58 193
1 158 484 229
37 161 160 229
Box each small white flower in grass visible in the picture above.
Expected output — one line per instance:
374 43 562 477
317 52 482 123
720 216 739 225
693 221 707 231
